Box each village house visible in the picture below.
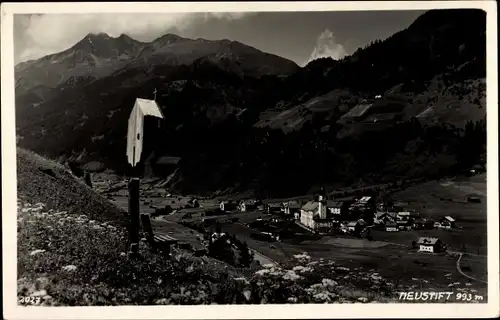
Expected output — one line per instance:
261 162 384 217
266 203 282 214
314 217 335 234
397 211 412 221
345 219 367 234
413 218 426 230
349 196 376 215
374 212 386 225
237 200 258 212
439 216 456 228
219 200 237 212
385 222 399 232
282 201 301 215
417 237 443 253
374 212 397 224
346 221 358 232
294 211 300 220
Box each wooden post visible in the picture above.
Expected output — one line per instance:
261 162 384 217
140 213 157 252
128 177 140 254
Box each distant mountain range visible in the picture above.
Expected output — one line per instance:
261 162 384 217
15 9 487 197
15 32 298 100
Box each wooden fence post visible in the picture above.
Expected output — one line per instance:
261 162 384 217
128 177 140 254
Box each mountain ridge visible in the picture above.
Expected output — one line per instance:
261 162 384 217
15 31 300 98
15 9 487 197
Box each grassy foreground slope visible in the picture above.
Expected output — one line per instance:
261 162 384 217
17 149 484 305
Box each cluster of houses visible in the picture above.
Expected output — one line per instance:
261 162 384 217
218 199 262 213
215 192 457 240
286 193 374 234
273 192 457 237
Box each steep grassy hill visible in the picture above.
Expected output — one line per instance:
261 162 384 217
17 150 407 305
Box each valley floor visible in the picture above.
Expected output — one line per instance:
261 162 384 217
95 172 488 302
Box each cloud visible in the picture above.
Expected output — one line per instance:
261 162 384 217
304 28 348 66
14 12 253 63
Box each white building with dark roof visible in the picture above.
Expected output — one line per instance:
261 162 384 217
417 237 443 253
440 216 456 228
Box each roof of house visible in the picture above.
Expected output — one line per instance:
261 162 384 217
239 199 257 205
443 216 456 222
267 203 282 208
341 103 372 119
358 196 372 203
301 201 319 211
417 237 440 245
375 212 387 218
236 108 248 117
288 203 302 209
327 200 342 207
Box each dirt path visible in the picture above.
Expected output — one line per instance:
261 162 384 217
456 253 487 283
250 249 280 266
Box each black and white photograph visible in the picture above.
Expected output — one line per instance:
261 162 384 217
2 1 498 319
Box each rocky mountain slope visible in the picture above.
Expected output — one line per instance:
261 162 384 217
15 9 487 197
15 32 299 107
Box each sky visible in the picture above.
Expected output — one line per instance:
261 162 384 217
14 11 425 66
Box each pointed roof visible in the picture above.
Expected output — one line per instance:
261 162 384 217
135 98 164 118
301 201 319 211
417 237 440 245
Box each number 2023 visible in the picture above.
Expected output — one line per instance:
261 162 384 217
19 296 41 305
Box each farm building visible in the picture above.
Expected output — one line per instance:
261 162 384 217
186 198 200 208
439 216 456 229
374 212 397 224
327 200 342 215
282 201 301 215
374 212 386 224
219 200 237 212
397 220 412 231
266 203 282 214
397 211 412 221
413 218 426 229
368 98 406 115
314 217 335 234
338 103 373 124
385 222 399 232
349 196 376 214
417 237 443 253
237 200 258 212
346 221 358 232
346 220 367 233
